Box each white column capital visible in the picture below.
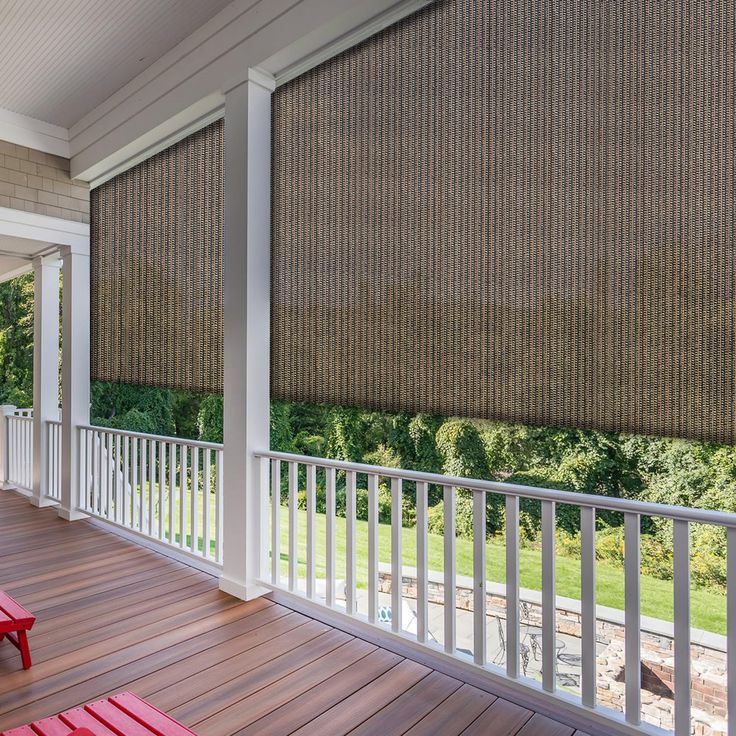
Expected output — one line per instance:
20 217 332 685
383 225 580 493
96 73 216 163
32 253 62 270
60 242 90 258
223 67 276 96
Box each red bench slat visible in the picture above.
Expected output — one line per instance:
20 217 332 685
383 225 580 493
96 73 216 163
2 694 196 736
84 701 159 736
58 709 120 736
1 727 36 736
109 694 197 736
30 716 73 736
0 592 35 627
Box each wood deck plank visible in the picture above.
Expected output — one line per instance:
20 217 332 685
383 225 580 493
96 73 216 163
164 628 353 724
402 684 498 736
347 670 462 736
233 646 398 736
288 659 431 735
460 698 533 736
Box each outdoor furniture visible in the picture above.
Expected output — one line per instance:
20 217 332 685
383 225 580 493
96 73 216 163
493 615 531 675
0 592 35 670
1 692 198 736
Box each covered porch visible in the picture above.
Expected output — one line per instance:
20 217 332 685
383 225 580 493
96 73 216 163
0 1 734 735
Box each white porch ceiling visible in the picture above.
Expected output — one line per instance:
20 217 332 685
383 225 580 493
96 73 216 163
0 0 233 129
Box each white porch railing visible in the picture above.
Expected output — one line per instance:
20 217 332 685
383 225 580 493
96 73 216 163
256 450 736 736
5 412 33 492
78 426 224 566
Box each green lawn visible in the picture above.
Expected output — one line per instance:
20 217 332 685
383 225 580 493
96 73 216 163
276 508 727 635
130 485 726 635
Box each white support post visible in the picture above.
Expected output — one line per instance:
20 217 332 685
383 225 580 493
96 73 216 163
219 69 275 601
0 404 16 488
59 244 90 521
31 255 61 507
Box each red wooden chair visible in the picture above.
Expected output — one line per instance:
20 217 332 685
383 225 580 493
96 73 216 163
1 692 198 736
0 591 35 670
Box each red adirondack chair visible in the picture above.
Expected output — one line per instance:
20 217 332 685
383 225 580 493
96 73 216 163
0 591 35 670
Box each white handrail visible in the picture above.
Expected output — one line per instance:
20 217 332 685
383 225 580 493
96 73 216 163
77 424 224 451
257 449 736 528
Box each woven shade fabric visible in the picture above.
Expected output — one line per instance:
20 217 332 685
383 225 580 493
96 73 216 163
91 120 224 393
271 0 736 443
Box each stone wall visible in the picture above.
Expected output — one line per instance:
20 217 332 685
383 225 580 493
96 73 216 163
0 139 89 222
379 568 727 735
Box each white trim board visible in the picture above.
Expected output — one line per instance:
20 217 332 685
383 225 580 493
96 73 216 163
87 98 224 190
0 208 89 250
0 107 70 158
71 0 433 183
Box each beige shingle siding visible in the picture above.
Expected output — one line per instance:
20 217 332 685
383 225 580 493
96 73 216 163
0 139 89 223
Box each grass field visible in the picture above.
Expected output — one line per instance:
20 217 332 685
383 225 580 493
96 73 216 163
136 486 726 635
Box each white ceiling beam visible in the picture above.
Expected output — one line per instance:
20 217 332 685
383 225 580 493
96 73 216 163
0 107 70 158
0 207 89 251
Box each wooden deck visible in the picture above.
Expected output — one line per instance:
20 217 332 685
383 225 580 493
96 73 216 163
0 491 590 736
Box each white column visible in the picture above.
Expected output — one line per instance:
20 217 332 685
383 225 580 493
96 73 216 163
31 255 61 507
219 69 274 600
0 404 17 488
59 244 90 521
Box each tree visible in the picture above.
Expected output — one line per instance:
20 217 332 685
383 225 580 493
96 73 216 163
0 273 34 407
197 395 224 443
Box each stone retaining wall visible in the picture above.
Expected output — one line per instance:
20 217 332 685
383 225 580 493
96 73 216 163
378 569 727 735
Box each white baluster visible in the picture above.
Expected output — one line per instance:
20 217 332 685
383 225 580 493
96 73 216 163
391 477 403 634
416 481 429 644
673 519 691 735
444 485 456 655
288 461 298 592
325 467 336 607
624 512 641 724
271 459 281 584
580 505 597 706
345 470 357 616
179 445 188 548
368 473 379 623
541 500 556 692
506 495 520 678
203 448 212 559
473 490 487 666
190 445 199 552
306 463 316 599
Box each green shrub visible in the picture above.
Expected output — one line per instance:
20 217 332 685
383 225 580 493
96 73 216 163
427 491 487 541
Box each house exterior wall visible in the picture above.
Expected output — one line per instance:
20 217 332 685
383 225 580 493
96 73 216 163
0 139 89 223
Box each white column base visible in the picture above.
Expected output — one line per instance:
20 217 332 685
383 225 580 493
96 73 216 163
219 573 269 601
57 506 89 521
29 496 60 508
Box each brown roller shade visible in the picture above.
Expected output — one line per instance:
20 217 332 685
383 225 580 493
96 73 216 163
271 0 736 443
91 120 224 394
